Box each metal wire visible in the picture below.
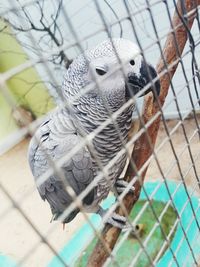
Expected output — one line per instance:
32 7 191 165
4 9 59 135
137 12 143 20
4 1 122 265
0 0 200 266
0 94 198 266
105 114 200 265
1 92 199 266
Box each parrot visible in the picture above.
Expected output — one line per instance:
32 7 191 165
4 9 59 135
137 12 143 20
28 38 160 229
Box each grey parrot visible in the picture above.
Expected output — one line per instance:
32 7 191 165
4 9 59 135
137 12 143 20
28 38 160 228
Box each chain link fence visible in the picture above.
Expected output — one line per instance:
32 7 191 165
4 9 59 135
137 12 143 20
0 0 200 266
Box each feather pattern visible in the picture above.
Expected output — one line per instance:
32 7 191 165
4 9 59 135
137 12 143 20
28 38 158 224
28 108 95 222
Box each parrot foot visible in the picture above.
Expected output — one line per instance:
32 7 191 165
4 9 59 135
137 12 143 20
105 212 142 235
97 206 133 230
115 179 135 195
106 212 128 229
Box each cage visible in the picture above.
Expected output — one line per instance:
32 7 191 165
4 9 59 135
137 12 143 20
0 0 200 267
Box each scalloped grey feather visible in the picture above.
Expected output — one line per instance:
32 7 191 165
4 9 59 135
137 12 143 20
28 38 160 224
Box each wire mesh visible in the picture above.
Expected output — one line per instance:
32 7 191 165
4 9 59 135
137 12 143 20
0 0 200 267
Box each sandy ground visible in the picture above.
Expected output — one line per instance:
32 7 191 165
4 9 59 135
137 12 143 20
146 116 200 189
0 116 200 266
0 138 87 267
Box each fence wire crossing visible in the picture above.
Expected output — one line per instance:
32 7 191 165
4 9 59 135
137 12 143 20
0 0 200 267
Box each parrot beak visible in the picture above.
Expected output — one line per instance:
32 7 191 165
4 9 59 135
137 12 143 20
125 61 160 101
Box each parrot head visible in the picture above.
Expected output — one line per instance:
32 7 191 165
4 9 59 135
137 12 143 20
63 38 160 107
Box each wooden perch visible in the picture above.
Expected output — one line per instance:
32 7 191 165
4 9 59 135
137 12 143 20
87 0 200 266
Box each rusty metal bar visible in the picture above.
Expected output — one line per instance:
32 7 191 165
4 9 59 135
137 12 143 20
87 1 200 266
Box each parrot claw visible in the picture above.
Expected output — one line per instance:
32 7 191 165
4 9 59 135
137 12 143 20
115 179 135 195
105 212 141 234
106 212 138 232
106 212 128 229
97 207 133 230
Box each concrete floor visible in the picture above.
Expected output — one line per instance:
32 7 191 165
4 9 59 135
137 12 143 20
0 116 200 266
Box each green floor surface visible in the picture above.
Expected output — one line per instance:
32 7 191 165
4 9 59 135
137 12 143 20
75 200 177 267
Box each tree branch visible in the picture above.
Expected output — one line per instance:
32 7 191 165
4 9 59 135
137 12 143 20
10 0 72 68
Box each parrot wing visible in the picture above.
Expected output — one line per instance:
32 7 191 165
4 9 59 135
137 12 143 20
28 110 95 223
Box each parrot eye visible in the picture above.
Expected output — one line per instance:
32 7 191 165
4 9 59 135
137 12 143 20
130 60 135 66
96 68 107 76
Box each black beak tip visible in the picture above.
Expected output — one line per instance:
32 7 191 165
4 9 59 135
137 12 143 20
152 78 161 102
140 61 160 101
125 62 161 101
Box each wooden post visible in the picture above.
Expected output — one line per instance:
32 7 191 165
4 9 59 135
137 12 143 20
88 0 200 266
